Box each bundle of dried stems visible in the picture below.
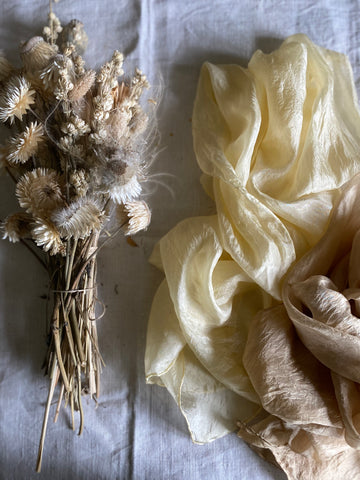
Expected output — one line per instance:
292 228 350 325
0 2 153 472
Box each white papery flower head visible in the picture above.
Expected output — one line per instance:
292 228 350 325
109 174 142 204
7 122 44 164
52 196 105 239
118 200 151 235
0 76 35 124
16 168 64 215
31 217 66 256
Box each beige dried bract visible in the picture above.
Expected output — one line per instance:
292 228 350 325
52 196 105 239
2 212 33 242
7 122 44 164
16 167 64 216
32 216 66 256
0 76 35 123
118 200 151 235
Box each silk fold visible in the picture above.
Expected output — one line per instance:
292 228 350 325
145 34 360 477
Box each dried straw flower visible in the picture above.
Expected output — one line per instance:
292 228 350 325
6 122 44 164
118 200 151 235
31 217 65 256
2 212 33 242
0 76 35 124
20 36 57 71
16 168 64 215
97 149 145 204
52 196 105 239
109 173 142 204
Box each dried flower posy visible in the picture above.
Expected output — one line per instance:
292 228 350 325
0 5 153 472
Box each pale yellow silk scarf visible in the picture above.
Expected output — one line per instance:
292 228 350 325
145 34 360 478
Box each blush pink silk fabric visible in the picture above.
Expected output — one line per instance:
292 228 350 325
241 175 360 479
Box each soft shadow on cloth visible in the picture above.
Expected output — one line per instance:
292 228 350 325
145 34 360 479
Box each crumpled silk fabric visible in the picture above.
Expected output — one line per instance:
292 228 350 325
240 174 360 479
145 33 360 451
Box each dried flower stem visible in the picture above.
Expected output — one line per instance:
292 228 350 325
36 356 58 473
36 231 102 470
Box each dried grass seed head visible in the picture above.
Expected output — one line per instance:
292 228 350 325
16 167 64 215
73 54 85 76
2 212 33 242
53 57 75 100
52 196 105 239
7 122 44 164
68 69 95 102
0 76 35 124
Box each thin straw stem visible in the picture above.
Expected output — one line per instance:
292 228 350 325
36 357 58 473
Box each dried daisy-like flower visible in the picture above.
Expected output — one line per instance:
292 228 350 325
31 217 65 256
99 151 144 204
109 174 142 204
2 212 33 242
16 168 64 215
6 122 44 164
118 200 151 235
52 196 105 239
0 76 35 124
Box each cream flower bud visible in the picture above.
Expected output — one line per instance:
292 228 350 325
20 36 57 71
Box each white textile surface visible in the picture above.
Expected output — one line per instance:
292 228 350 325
0 1 359 479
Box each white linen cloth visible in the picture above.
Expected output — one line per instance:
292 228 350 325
1 1 360 479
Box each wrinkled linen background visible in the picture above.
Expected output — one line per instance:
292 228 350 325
0 1 359 479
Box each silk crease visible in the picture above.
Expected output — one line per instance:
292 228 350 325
145 34 360 478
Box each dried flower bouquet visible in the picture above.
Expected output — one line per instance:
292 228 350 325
0 6 152 472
